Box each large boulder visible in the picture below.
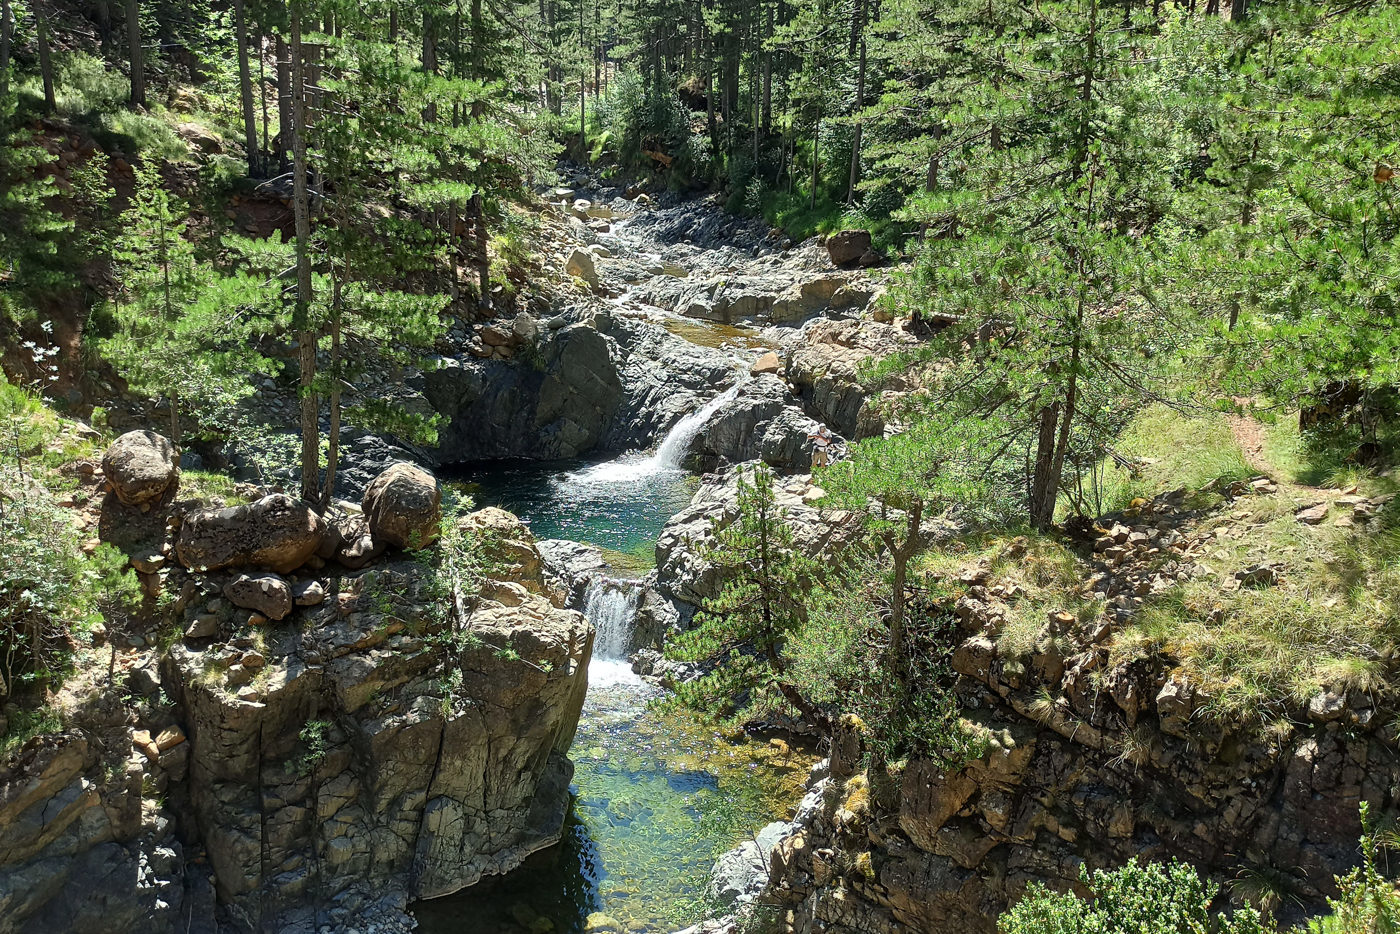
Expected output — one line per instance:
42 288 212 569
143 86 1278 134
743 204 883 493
101 430 178 506
826 229 872 266
363 462 442 550
175 493 326 574
769 275 848 323
565 247 601 291
223 573 294 621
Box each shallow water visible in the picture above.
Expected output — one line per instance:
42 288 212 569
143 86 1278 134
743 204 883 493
412 669 815 934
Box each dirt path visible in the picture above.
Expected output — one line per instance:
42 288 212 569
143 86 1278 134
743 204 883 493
1227 414 1270 476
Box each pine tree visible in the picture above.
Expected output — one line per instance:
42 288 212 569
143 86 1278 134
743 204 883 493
667 465 826 725
818 418 983 684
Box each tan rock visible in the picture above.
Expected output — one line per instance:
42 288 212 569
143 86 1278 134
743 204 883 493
363 462 442 550
750 351 781 376
101 430 178 506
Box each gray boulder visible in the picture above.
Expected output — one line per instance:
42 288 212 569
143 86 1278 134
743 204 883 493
706 821 791 908
101 430 178 506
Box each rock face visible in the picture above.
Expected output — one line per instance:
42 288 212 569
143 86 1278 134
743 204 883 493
758 580 1396 934
786 318 916 439
166 509 591 931
363 462 443 550
825 229 873 266
656 467 864 607
101 430 178 506
176 493 326 575
692 375 830 471
0 732 189 934
425 314 737 462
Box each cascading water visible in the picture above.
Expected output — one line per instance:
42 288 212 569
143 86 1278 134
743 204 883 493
582 577 645 687
563 382 743 487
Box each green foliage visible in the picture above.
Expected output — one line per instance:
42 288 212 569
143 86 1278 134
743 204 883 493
1000 858 1272 934
0 381 139 704
667 465 821 722
1308 804 1400 934
98 160 276 449
295 719 333 775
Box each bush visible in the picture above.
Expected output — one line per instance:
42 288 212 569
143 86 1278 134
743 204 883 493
1000 859 1272 934
0 382 137 705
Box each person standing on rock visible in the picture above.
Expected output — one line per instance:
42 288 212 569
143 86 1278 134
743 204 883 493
808 424 834 468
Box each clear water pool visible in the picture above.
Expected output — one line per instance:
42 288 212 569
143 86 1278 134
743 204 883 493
444 458 699 558
412 673 815 934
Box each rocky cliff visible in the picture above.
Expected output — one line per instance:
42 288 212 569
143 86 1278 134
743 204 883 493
745 489 1397 933
0 441 592 934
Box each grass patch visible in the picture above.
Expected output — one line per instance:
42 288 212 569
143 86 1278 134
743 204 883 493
1261 416 1399 496
1111 490 1400 718
755 188 849 244
0 705 64 758
182 469 248 505
1081 407 1253 517
917 529 1103 660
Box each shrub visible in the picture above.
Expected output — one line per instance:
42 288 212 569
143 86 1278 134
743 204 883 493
1000 859 1272 934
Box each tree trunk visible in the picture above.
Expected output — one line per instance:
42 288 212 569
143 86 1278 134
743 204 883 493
1227 0 1246 21
322 273 342 510
234 0 259 175
389 6 398 40
168 387 181 451
848 38 865 203
36 3 55 113
124 0 144 107
289 0 320 505
761 2 772 132
95 0 111 50
469 0 490 305
276 32 291 165
886 499 923 683
1 0 12 102
809 114 819 210
1029 402 1060 528
422 10 437 122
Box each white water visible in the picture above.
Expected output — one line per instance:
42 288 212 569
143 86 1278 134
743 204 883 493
563 383 743 488
582 577 646 688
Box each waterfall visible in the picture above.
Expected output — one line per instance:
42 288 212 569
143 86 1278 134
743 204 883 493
583 577 642 659
564 382 742 487
650 382 743 470
582 577 645 687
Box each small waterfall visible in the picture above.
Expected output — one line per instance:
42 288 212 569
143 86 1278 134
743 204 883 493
651 383 742 470
564 382 743 486
583 577 643 659
582 577 645 688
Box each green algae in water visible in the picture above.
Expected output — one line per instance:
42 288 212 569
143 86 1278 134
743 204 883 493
412 677 816 934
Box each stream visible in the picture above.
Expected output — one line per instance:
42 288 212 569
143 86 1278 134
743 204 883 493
419 382 812 934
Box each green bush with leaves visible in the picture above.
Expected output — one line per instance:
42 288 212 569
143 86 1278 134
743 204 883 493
1307 803 1400 934
1000 859 1272 934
